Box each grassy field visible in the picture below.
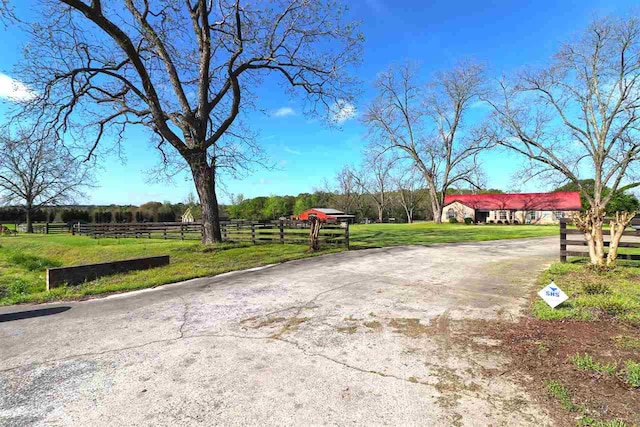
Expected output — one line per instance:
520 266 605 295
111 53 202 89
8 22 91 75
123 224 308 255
0 234 342 305
0 222 559 306
349 222 558 248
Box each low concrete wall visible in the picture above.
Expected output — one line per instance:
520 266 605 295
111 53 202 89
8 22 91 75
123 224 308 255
46 255 170 290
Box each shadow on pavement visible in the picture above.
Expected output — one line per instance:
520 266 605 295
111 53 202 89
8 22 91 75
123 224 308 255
0 306 71 323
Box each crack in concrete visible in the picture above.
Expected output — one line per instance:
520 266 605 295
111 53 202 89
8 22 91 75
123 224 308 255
178 296 190 339
240 279 369 326
274 336 433 388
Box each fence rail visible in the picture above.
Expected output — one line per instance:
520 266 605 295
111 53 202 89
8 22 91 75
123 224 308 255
559 217 640 262
17 223 69 234
73 221 350 248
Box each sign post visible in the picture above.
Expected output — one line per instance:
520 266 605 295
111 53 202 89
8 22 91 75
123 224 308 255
538 281 569 308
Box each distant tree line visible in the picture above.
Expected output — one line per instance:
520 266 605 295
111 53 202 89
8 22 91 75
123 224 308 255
0 200 210 224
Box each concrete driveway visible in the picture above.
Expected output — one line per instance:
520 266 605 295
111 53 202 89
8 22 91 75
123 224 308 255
1 237 557 426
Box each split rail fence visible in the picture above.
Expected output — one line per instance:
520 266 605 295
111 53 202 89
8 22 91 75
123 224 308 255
73 220 350 249
560 217 640 262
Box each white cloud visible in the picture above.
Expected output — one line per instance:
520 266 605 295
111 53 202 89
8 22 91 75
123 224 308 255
0 73 35 102
284 146 302 155
331 100 357 124
272 107 296 117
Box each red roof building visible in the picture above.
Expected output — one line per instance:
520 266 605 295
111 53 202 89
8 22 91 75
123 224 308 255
295 208 355 223
442 192 582 224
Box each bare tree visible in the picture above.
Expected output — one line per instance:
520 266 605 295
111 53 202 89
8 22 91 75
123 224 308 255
391 166 425 223
0 131 91 232
11 0 362 243
329 166 362 215
486 16 640 266
364 61 491 223
351 154 394 222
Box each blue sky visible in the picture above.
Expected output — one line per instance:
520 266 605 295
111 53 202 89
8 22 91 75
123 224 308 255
0 0 637 205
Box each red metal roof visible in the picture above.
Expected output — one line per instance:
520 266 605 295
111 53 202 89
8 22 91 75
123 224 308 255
443 192 582 210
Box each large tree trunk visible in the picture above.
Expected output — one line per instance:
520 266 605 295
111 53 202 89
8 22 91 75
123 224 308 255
188 151 222 244
377 205 384 223
25 207 33 234
574 207 606 266
430 188 442 224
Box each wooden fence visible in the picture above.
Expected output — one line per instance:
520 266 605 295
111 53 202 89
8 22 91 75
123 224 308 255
560 217 640 262
17 223 69 234
73 221 350 248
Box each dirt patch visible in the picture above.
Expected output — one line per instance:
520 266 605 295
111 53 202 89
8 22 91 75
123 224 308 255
270 317 309 339
336 325 358 334
363 320 382 330
456 317 640 426
389 311 450 338
241 314 310 339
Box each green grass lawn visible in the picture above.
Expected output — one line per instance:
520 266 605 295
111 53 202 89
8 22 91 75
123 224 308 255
532 262 640 324
0 234 342 305
348 222 558 248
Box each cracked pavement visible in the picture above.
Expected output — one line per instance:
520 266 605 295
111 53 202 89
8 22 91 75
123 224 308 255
1 237 557 426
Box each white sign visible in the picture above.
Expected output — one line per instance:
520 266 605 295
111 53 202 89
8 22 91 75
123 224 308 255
538 281 569 308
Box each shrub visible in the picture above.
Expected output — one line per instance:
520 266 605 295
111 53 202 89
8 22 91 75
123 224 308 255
488 220 494 224
625 361 640 387
448 217 458 223
496 220 503 224
514 220 520 224
464 217 473 224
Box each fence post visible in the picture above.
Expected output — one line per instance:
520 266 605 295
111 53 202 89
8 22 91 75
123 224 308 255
251 223 256 245
560 219 567 263
279 220 284 244
163 227 167 240
345 223 350 250
45 222 49 234
222 223 227 241
181 223 184 241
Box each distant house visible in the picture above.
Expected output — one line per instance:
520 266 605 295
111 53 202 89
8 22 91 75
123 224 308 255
295 208 356 224
181 208 194 223
441 192 582 224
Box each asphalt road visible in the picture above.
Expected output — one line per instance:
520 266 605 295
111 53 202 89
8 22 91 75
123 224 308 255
1 237 558 426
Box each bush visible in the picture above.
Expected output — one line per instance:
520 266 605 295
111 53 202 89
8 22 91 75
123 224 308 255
464 217 473 224
496 220 503 224
514 220 520 224
448 217 458 224
488 220 494 224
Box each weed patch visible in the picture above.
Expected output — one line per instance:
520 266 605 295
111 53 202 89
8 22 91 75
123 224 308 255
8 252 61 271
625 361 640 388
570 353 617 375
546 380 577 411
613 335 640 350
